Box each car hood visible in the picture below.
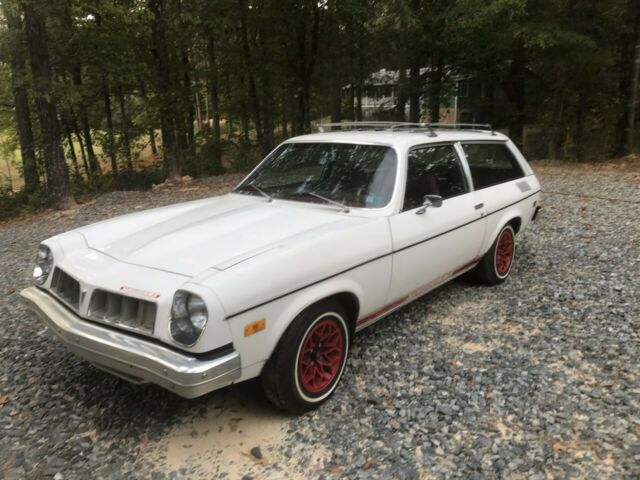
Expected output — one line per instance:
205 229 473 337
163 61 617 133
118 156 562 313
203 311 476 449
76 194 365 277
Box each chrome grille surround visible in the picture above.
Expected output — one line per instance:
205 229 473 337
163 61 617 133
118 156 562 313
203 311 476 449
88 289 157 334
49 268 81 311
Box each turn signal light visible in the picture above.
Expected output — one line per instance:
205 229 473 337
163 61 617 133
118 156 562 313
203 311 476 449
244 318 266 337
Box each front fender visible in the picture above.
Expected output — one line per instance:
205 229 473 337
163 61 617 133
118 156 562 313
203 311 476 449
224 255 392 381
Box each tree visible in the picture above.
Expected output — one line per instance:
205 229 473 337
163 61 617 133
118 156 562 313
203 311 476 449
1 0 39 191
22 0 71 206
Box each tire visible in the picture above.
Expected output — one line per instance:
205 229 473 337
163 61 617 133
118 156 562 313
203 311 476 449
261 300 350 413
475 224 516 286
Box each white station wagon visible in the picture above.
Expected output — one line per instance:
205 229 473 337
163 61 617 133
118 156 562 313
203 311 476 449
22 123 541 413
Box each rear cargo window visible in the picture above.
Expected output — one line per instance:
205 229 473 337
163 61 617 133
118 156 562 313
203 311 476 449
462 143 525 189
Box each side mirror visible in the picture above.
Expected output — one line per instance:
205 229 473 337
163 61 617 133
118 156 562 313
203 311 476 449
416 194 443 215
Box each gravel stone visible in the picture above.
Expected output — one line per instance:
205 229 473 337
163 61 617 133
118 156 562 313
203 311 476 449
1 165 638 479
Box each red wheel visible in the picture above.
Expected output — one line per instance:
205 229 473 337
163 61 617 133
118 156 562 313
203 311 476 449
262 301 350 413
297 317 345 395
474 223 517 285
495 227 515 277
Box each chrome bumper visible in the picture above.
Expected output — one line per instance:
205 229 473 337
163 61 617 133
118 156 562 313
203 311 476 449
20 287 241 398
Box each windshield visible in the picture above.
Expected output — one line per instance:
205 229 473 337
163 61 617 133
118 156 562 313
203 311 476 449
237 143 397 209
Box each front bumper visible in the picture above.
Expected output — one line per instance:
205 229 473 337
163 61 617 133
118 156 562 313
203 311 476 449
20 287 241 398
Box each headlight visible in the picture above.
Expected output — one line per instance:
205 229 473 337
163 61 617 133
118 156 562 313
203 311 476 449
170 290 208 346
33 244 53 285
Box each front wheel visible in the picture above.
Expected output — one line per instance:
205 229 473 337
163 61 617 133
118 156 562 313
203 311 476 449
475 224 516 285
262 301 350 413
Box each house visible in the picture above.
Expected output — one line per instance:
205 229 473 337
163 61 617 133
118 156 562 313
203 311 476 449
344 67 495 124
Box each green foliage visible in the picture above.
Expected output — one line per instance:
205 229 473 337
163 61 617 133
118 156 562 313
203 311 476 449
0 0 638 219
0 185 48 220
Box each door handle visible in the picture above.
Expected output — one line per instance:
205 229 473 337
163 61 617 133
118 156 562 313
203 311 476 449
474 203 484 210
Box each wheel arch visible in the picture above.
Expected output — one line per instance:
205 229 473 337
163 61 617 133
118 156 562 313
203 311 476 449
479 209 523 258
507 216 522 234
228 277 364 380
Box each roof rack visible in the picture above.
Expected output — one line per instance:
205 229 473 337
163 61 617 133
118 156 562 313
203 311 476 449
316 121 496 137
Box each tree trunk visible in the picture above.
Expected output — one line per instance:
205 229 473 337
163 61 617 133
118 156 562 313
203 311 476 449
138 80 158 156
238 0 265 149
63 120 80 176
575 97 585 161
329 73 342 125
348 85 355 120
258 35 275 152
149 128 158 155
3 2 39 191
195 91 202 133
615 0 640 154
23 1 71 206
486 80 496 126
102 75 118 176
240 97 250 147
117 87 133 172
148 0 179 179
428 59 444 123
182 50 194 149
396 67 408 122
72 120 90 176
290 0 320 133
206 32 222 173
73 68 100 176
504 44 527 148
409 64 421 123
626 40 640 152
355 33 364 122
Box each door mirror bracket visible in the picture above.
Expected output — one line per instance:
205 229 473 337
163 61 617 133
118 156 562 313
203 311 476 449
416 195 443 215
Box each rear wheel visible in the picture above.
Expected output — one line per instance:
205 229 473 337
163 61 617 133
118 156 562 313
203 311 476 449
262 300 350 413
475 224 516 285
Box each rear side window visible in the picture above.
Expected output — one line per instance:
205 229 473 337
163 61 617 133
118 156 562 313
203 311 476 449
403 144 468 211
462 143 525 189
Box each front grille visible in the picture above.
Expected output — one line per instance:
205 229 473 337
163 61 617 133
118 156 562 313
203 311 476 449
50 268 81 310
88 290 156 334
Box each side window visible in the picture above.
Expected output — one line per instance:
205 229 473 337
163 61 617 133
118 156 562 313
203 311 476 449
403 145 468 211
462 143 525 189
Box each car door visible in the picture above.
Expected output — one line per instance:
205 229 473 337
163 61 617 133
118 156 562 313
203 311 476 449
387 143 487 303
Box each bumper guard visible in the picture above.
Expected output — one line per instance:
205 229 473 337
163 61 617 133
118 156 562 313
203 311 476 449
20 287 241 398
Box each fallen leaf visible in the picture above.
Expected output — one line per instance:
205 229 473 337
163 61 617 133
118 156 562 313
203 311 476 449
325 465 343 474
0 395 8 406
362 458 378 470
79 429 98 442
382 394 394 407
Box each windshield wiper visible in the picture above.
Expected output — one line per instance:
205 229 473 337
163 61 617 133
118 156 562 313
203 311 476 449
298 190 349 213
235 183 273 202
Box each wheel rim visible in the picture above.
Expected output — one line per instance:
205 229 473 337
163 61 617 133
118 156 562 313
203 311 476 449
495 228 514 276
297 318 345 395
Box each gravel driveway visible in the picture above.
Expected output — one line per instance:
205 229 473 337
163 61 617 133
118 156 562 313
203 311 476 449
1 164 638 479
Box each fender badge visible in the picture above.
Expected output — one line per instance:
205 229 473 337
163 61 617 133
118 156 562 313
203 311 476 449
119 286 161 299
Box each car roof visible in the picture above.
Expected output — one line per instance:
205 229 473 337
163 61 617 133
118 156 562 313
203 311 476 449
287 129 510 151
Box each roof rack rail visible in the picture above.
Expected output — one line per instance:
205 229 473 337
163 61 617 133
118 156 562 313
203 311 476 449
428 123 495 135
316 121 495 137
